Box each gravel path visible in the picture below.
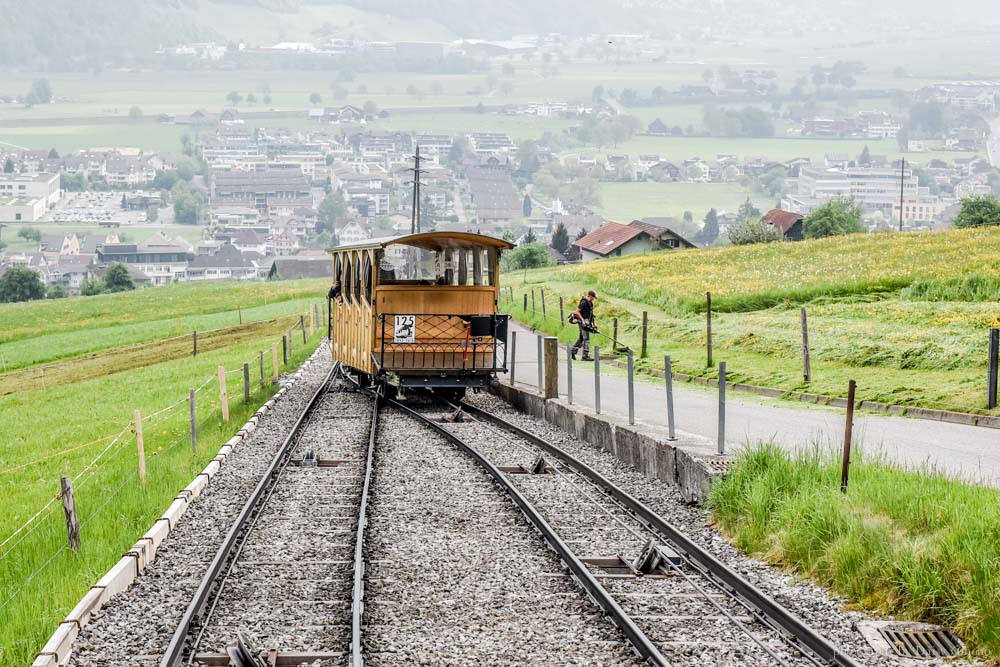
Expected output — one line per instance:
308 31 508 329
363 404 642 666
69 346 332 666
466 393 977 667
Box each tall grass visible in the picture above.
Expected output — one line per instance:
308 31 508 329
900 274 1000 302
709 443 1000 661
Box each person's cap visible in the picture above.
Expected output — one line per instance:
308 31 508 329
588 290 597 298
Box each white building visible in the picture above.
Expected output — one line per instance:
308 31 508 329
0 172 61 207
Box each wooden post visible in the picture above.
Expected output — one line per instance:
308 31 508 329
841 380 857 493
243 362 251 404
259 350 265 387
272 342 279 380
523 293 528 311
192 330 198 357
238 305 243 325
60 477 79 552
641 311 648 358
612 318 619 352
801 307 811 383
218 366 230 423
300 315 307 344
531 289 536 313
559 296 565 324
189 389 197 452
541 288 547 318
134 409 146 484
287 328 294 357
282 336 288 365
988 328 999 410
543 336 558 399
706 292 713 367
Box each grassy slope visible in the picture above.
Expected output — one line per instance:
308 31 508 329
0 279 326 346
709 444 1000 661
0 284 326 665
501 227 1000 414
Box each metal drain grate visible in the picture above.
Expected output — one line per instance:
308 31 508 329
860 622 964 660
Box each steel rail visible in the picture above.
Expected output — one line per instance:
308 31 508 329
457 400 862 667
350 390 381 667
389 397 673 667
159 365 338 667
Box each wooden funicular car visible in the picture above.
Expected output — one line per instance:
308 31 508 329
328 231 514 396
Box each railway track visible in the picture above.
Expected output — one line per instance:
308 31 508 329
159 365 378 667
394 396 864 667
139 366 863 667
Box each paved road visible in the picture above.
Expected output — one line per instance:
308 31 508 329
507 323 1000 486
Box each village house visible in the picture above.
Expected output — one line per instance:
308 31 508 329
185 243 260 281
573 220 695 262
763 209 805 241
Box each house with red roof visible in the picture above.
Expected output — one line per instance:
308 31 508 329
573 220 696 262
762 209 805 241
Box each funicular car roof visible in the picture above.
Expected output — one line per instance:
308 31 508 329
328 231 515 253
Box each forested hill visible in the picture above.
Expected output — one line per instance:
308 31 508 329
0 0 207 69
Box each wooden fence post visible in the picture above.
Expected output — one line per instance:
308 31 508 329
60 477 79 552
238 305 243 325
134 409 146 484
641 311 648 358
559 296 565 324
523 293 527 311
541 288 547 318
543 337 558 399
243 362 251 404
841 380 857 493
706 292 713 367
531 289 536 313
282 336 288 365
192 330 198 357
801 307 812 383
189 389 197 452
287 328 294 357
272 342 279 380
300 315 307 344
259 350 265 387
218 366 230 423
612 318 619 352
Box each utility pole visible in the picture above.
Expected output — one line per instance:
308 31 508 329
410 145 424 234
899 157 905 232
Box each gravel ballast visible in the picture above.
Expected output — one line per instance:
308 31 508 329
363 404 642 666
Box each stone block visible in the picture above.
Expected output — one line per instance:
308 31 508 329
35 621 77 666
655 441 677 484
675 448 730 505
582 413 615 453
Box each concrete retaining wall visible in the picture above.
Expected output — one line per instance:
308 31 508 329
31 351 325 667
494 382 731 505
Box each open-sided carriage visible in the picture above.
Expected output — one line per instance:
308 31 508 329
328 231 514 395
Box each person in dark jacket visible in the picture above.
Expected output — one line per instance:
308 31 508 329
571 290 597 361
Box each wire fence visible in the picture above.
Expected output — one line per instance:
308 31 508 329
0 304 327 632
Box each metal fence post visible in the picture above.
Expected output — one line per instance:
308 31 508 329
988 328 999 410
536 334 543 391
510 330 517 385
594 345 601 414
665 355 676 441
706 292 713 367
801 306 812 383
627 350 635 425
717 361 726 454
566 342 573 404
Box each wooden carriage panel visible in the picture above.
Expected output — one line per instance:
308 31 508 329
376 286 496 316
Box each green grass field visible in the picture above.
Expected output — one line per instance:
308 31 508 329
597 181 774 222
0 282 328 665
501 227 1000 414
710 443 1000 661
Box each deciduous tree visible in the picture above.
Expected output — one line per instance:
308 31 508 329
803 198 864 238
953 195 1000 228
0 267 46 302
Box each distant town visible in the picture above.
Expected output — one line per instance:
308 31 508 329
1 75 998 295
